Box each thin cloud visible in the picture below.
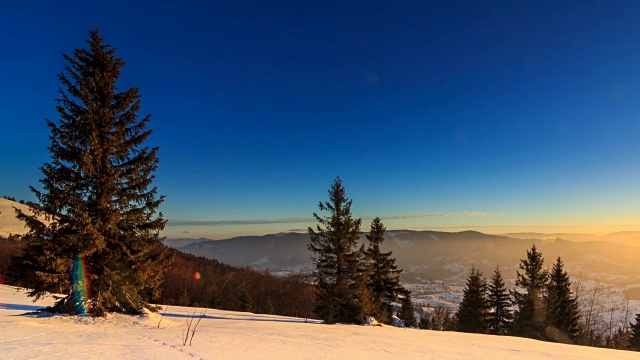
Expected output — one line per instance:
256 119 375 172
381 212 497 220
168 217 315 226
167 212 498 227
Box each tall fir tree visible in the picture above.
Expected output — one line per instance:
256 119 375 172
456 266 489 333
398 289 417 328
629 313 640 350
9 29 170 316
546 256 580 343
308 176 365 324
487 266 512 335
364 217 403 324
511 245 549 339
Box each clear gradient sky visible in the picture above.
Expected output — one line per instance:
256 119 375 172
2 1 640 239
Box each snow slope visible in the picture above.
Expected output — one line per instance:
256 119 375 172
0 198 46 237
1 285 638 359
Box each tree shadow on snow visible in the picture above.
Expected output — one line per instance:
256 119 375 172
162 312 320 324
0 302 54 316
0 302 45 311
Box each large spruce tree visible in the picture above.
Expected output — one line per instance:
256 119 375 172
546 256 580 343
9 29 169 316
511 245 549 339
487 265 512 335
456 266 489 333
308 176 365 324
364 217 403 324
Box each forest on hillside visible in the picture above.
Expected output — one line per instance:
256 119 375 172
0 235 315 319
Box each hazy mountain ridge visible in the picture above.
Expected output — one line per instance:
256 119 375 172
1 198 638 285
170 230 640 285
504 232 640 247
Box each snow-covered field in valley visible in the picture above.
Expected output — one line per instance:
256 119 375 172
0 285 638 360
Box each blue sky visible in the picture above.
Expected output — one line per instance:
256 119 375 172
2 1 640 238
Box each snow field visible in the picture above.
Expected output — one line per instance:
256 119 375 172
1 285 639 359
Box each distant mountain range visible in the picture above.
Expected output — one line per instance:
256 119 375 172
503 232 640 247
169 230 640 284
2 198 639 285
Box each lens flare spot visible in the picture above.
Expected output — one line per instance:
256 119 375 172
194 272 201 280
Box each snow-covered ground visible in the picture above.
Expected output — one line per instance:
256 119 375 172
0 198 31 237
1 285 638 359
0 198 51 238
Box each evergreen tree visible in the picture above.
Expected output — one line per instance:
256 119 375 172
487 266 512 335
264 297 275 315
546 256 580 343
237 282 254 313
364 217 403 324
342 242 374 324
417 307 431 329
511 245 549 339
629 313 640 350
178 289 191 307
606 326 630 350
398 290 417 328
456 266 489 333
418 316 431 330
431 305 456 331
8 29 169 316
308 176 365 324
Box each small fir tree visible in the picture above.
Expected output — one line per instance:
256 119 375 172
546 256 580 343
456 266 489 333
399 290 417 328
607 326 630 350
308 176 364 324
511 245 549 339
364 217 403 324
264 298 275 315
628 313 640 350
487 266 512 335
431 305 456 331
178 289 192 307
419 315 431 329
237 282 255 313
417 307 431 329
9 29 170 316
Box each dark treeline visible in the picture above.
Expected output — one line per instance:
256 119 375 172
161 247 315 318
0 235 22 284
0 235 315 318
1 195 39 208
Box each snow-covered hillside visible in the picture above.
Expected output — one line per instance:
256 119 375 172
1 285 638 359
0 198 43 237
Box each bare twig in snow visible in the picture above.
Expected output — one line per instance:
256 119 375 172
183 309 197 346
183 308 207 346
157 306 169 329
190 309 207 346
